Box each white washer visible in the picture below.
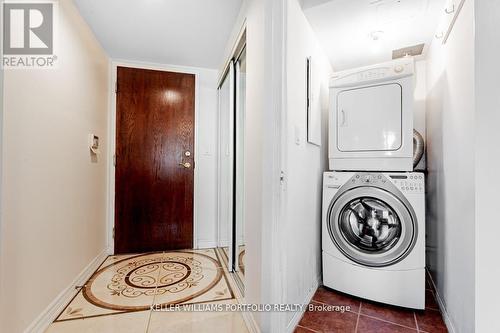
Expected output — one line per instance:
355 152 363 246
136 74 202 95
329 59 414 171
322 171 425 309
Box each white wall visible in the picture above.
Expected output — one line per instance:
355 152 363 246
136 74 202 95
283 0 332 331
414 60 427 171
425 0 475 332
0 0 109 332
240 0 265 319
194 68 220 248
474 1 500 332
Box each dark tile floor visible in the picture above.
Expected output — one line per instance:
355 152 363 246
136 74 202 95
295 272 448 333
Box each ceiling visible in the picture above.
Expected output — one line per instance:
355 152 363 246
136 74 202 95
74 0 243 69
301 0 445 71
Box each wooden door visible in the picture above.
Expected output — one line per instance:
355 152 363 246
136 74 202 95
115 67 195 254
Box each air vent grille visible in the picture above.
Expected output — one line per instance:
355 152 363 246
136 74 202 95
392 43 425 59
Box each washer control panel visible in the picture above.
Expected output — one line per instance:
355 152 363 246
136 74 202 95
350 173 388 185
324 172 425 194
388 173 425 194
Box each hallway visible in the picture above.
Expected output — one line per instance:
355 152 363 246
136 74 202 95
2 0 500 332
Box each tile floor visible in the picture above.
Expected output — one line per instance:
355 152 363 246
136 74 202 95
295 273 448 333
46 249 249 333
46 248 447 333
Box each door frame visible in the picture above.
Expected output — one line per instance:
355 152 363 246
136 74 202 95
106 60 201 254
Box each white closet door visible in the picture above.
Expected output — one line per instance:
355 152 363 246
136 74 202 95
235 50 246 277
337 83 402 152
217 61 235 271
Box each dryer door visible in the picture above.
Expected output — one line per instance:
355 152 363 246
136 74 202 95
327 186 416 267
336 83 402 152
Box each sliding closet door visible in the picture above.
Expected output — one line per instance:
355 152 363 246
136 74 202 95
218 61 235 271
217 49 246 282
235 50 246 282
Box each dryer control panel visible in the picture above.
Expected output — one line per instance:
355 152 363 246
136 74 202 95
388 173 425 194
329 59 414 88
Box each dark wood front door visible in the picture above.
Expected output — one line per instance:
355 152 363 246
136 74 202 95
115 67 195 254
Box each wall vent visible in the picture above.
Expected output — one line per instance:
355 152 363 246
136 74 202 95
392 43 425 59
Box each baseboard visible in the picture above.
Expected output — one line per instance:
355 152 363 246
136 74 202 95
196 239 218 249
242 310 260 333
427 271 457 333
24 248 109 333
217 240 229 248
285 279 319 333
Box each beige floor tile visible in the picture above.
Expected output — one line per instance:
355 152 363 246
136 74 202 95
147 300 249 333
183 268 234 304
152 266 234 307
46 310 150 333
55 291 126 321
217 247 230 269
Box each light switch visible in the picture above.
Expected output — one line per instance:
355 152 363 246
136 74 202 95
89 134 100 154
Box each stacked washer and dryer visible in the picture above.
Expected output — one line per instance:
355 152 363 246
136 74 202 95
322 58 426 309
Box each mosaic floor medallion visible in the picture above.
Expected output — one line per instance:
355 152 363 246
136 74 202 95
54 249 234 322
83 251 222 311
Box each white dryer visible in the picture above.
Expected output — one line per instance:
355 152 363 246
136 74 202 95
322 171 425 309
329 59 415 171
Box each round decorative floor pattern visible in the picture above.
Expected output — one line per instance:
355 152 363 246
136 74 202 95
83 251 222 311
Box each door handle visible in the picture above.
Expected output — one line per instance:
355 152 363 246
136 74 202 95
179 162 191 168
340 109 347 127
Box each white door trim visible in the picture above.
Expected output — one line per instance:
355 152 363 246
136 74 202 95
107 59 202 254
265 0 287 331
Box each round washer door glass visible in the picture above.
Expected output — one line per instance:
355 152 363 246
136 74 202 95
339 198 401 253
328 187 416 267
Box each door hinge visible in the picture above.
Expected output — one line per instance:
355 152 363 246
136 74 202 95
112 227 115 239
113 154 116 167
115 81 118 93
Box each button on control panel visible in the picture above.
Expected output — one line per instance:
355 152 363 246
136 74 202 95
349 173 388 186
356 68 387 81
389 174 425 194
394 65 404 73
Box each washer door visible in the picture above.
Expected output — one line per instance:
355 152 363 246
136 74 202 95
327 187 417 267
